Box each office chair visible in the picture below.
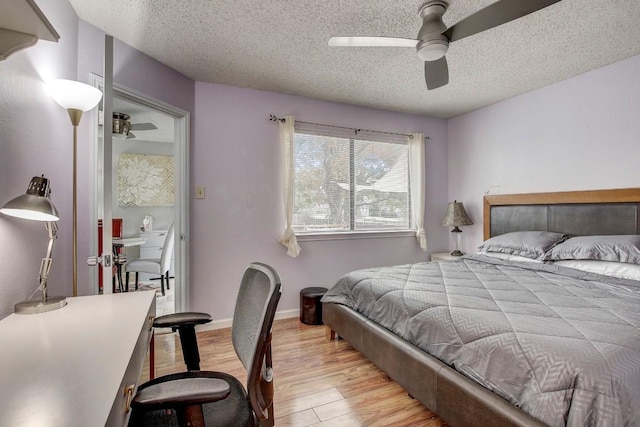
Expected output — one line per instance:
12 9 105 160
126 222 174 296
129 262 282 427
153 311 212 372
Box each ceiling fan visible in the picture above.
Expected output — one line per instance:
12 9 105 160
104 112 158 139
328 0 562 90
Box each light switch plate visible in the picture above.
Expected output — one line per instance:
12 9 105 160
195 186 205 199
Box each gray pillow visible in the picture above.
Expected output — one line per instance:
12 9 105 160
478 231 568 260
544 235 640 264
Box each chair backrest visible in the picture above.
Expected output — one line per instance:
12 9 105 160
160 222 175 272
231 262 281 426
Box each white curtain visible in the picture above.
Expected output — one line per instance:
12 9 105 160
278 116 301 257
408 132 428 251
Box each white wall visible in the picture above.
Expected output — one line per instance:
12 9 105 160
447 54 640 254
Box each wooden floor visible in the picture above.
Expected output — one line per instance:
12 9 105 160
143 317 448 427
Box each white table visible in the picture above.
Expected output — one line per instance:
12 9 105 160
0 291 155 426
113 237 147 247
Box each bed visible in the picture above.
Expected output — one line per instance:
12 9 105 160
322 188 640 427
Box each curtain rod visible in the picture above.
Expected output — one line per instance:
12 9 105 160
268 114 430 140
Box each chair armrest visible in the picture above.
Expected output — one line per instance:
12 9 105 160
153 312 212 329
132 378 230 411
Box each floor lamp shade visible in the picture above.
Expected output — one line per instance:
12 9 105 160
0 176 67 314
48 79 103 112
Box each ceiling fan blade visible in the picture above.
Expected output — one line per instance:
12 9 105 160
130 122 158 131
443 0 561 42
425 57 449 90
328 36 418 47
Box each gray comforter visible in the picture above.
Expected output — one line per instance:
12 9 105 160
322 255 640 426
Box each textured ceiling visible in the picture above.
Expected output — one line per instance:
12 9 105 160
68 0 640 119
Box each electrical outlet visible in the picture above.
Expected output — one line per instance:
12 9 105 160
195 186 205 199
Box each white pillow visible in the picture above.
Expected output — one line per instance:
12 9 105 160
481 252 541 263
554 260 640 281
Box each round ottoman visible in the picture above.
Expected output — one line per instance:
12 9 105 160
300 287 328 325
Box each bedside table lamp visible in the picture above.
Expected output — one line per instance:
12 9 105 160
0 176 67 314
441 200 473 256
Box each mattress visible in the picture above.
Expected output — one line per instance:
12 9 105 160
322 255 640 426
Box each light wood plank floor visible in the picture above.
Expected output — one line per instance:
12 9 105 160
143 317 448 427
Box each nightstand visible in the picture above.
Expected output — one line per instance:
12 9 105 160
430 252 462 262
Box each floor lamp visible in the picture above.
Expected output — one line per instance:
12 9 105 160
49 79 102 297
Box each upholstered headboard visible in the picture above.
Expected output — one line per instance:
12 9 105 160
483 188 640 240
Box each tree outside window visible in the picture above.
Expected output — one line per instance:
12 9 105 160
293 133 411 234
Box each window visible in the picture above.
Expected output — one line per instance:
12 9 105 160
292 131 412 234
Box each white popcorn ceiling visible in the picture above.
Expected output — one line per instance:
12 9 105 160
68 0 640 119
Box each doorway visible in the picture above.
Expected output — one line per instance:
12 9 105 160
89 75 190 314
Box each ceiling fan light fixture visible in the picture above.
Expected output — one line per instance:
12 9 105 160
112 112 131 137
329 0 562 90
417 38 449 61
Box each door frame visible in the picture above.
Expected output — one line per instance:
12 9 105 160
88 74 191 312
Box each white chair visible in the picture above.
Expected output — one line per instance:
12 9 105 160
126 223 174 296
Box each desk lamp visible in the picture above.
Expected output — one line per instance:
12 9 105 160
1 176 67 314
441 200 473 256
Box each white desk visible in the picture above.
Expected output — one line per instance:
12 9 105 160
0 291 155 426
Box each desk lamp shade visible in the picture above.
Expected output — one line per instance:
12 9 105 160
441 200 473 256
1 176 67 314
0 176 59 221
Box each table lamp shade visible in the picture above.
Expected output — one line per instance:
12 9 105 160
442 200 472 257
0 176 59 221
441 200 473 227
48 79 102 112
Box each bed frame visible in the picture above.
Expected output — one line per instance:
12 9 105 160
324 187 640 427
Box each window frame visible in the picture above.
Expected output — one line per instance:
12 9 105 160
292 126 416 239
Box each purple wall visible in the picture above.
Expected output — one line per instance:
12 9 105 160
0 0 80 318
192 83 448 319
6 1 636 322
0 1 195 318
447 54 640 254
5 1 637 323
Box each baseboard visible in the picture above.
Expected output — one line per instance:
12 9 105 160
195 308 299 332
